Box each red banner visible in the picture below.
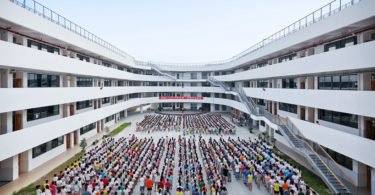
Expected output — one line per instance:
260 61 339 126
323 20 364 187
159 96 204 100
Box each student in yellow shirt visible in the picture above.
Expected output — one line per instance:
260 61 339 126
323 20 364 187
273 181 280 195
247 173 253 190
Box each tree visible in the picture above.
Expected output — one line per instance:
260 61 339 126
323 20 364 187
80 138 87 152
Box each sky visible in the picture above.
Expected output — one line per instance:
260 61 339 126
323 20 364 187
37 0 329 63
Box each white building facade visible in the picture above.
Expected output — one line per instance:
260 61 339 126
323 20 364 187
0 0 374 193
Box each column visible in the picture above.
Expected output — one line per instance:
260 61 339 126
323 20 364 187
371 168 375 195
140 105 143 114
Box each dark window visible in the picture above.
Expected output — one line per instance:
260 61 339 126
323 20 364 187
32 136 64 158
27 40 60 54
102 61 111 67
80 123 96 135
324 36 357 52
77 77 93 87
28 73 60 87
191 73 197 79
102 97 110 104
325 147 353 170
105 115 114 123
215 104 220 111
77 54 90 62
117 95 124 101
27 105 59 121
257 80 268 88
118 80 124 86
76 100 92 110
318 109 358 128
104 80 112 87
282 78 297 89
260 121 265 127
278 53 297 63
318 74 357 90
279 102 297 114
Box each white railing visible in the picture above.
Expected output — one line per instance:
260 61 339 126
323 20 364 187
9 0 134 60
10 0 362 68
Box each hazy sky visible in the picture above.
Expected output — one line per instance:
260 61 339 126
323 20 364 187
37 0 329 63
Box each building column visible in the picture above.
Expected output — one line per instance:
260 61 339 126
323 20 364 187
124 109 128 118
371 168 375 195
140 105 143 114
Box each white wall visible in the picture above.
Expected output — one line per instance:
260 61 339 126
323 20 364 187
243 88 375 118
215 41 375 82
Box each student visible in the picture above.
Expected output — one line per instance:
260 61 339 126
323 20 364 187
247 172 253 190
274 181 280 195
139 175 145 194
145 176 153 195
282 180 289 195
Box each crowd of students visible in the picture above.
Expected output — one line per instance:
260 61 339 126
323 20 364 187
136 113 236 135
35 134 316 195
183 114 235 135
136 114 182 132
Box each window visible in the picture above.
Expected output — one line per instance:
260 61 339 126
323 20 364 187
191 93 198 97
117 95 124 101
104 80 112 87
202 93 211 97
257 80 268 88
28 73 60 87
202 72 208 79
325 147 353 170
105 115 114 123
191 103 198 111
282 78 297 89
191 73 198 79
27 105 59 121
118 80 125 86
76 100 92 110
80 123 96 135
76 77 93 87
27 40 60 54
260 121 265 127
32 136 64 158
278 53 297 63
318 109 358 128
102 61 111 67
77 54 90 62
102 97 110 104
324 36 357 52
318 74 357 90
190 82 198 87
279 102 297 114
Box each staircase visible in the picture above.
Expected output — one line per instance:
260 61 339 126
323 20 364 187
207 77 352 195
149 63 177 80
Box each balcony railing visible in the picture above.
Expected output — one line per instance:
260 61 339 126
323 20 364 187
10 0 362 68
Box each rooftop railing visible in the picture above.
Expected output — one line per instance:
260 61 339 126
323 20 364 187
10 0 134 60
10 0 361 67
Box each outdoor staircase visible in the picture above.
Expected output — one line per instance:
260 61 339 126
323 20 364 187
207 76 352 195
149 63 177 81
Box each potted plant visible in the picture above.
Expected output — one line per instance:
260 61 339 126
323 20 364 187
80 138 87 152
